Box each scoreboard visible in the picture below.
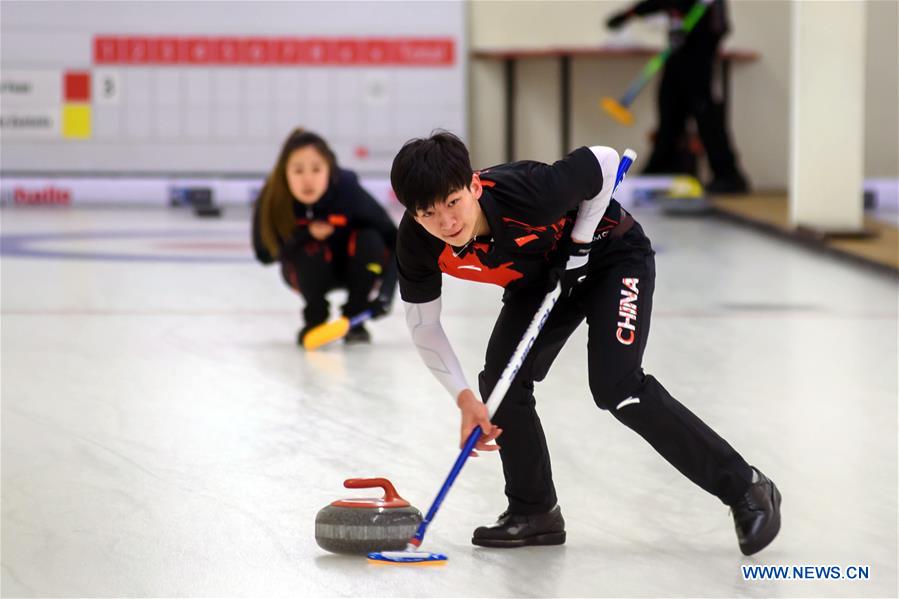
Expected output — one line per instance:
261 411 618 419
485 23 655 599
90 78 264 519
0 1 467 178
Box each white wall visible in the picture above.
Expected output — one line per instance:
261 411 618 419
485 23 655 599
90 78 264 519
469 0 898 189
726 0 792 189
790 0 865 230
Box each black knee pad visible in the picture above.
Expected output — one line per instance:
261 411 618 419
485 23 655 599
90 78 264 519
595 373 680 434
478 368 536 411
590 368 645 411
477 368 493 400
280 261 299 292
280 254 331 296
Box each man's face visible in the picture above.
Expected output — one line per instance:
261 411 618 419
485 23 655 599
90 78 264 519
413 174 483 245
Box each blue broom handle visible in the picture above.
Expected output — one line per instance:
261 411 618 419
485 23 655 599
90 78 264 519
411 426 484 543
411 287 559 545
411 284 561 544
615 150 635 190
620 48 671 106
483 151 632 420
410 150 636 547
348 310 372 328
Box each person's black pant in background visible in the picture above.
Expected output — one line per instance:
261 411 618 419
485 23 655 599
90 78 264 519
644 34 744 183
280 228 388 326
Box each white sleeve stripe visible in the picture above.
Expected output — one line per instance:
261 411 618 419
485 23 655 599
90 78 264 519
404 299 470 401
570 146 621 242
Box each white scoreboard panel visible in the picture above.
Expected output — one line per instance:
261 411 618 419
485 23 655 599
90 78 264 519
0 1 467 177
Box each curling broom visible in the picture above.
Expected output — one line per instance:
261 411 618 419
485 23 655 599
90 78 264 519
368 149 637 565
601 0 713 125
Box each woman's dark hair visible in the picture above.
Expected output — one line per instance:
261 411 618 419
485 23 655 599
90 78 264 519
257 128 338 258
390 130 473 213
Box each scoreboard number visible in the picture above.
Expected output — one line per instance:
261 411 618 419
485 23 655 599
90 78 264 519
93 70 120 104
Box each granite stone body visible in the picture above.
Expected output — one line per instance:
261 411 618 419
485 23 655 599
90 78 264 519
315 504 423 554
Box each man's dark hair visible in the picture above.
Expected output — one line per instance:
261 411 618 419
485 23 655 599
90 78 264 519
390 131 473 213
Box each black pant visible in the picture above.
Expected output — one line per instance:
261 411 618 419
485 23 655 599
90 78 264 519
280 228 388 326
478 223 753 515
644 34 743 181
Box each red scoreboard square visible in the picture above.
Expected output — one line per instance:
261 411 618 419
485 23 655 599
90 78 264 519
64 71 91 101
94 37 118 63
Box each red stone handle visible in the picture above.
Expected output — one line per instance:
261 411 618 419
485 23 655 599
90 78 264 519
343 478 401 503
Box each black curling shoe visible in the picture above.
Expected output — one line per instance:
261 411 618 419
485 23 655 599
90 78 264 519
706 174 750 195
731 467 782 555
472 505 566 548
344 324 371 344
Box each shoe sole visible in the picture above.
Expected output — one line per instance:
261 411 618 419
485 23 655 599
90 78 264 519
472 531 566 548
740 485 782 556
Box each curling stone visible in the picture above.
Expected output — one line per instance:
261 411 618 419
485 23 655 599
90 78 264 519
315 478 422 555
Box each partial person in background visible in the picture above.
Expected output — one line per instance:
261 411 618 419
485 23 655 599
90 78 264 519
606 0 750 194
253 128 397 345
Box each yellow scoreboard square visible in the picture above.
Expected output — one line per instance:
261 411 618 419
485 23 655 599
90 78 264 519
62 104 92 139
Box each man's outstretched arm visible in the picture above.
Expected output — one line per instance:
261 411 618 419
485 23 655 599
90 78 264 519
404 298 501 455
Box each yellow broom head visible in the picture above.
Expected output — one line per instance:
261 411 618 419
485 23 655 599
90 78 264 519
600 97 635 126
667 175 704 199
303 317 351 350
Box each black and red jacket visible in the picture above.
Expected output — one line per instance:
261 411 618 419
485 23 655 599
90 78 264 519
397 147 629 304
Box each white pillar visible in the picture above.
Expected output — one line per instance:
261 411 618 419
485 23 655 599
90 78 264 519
790 0 866 233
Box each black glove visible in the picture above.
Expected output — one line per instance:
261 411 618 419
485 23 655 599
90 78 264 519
549 239 592 298
606 11 631 30
366 296 392 319
253 244 275 265
367 256 397 320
